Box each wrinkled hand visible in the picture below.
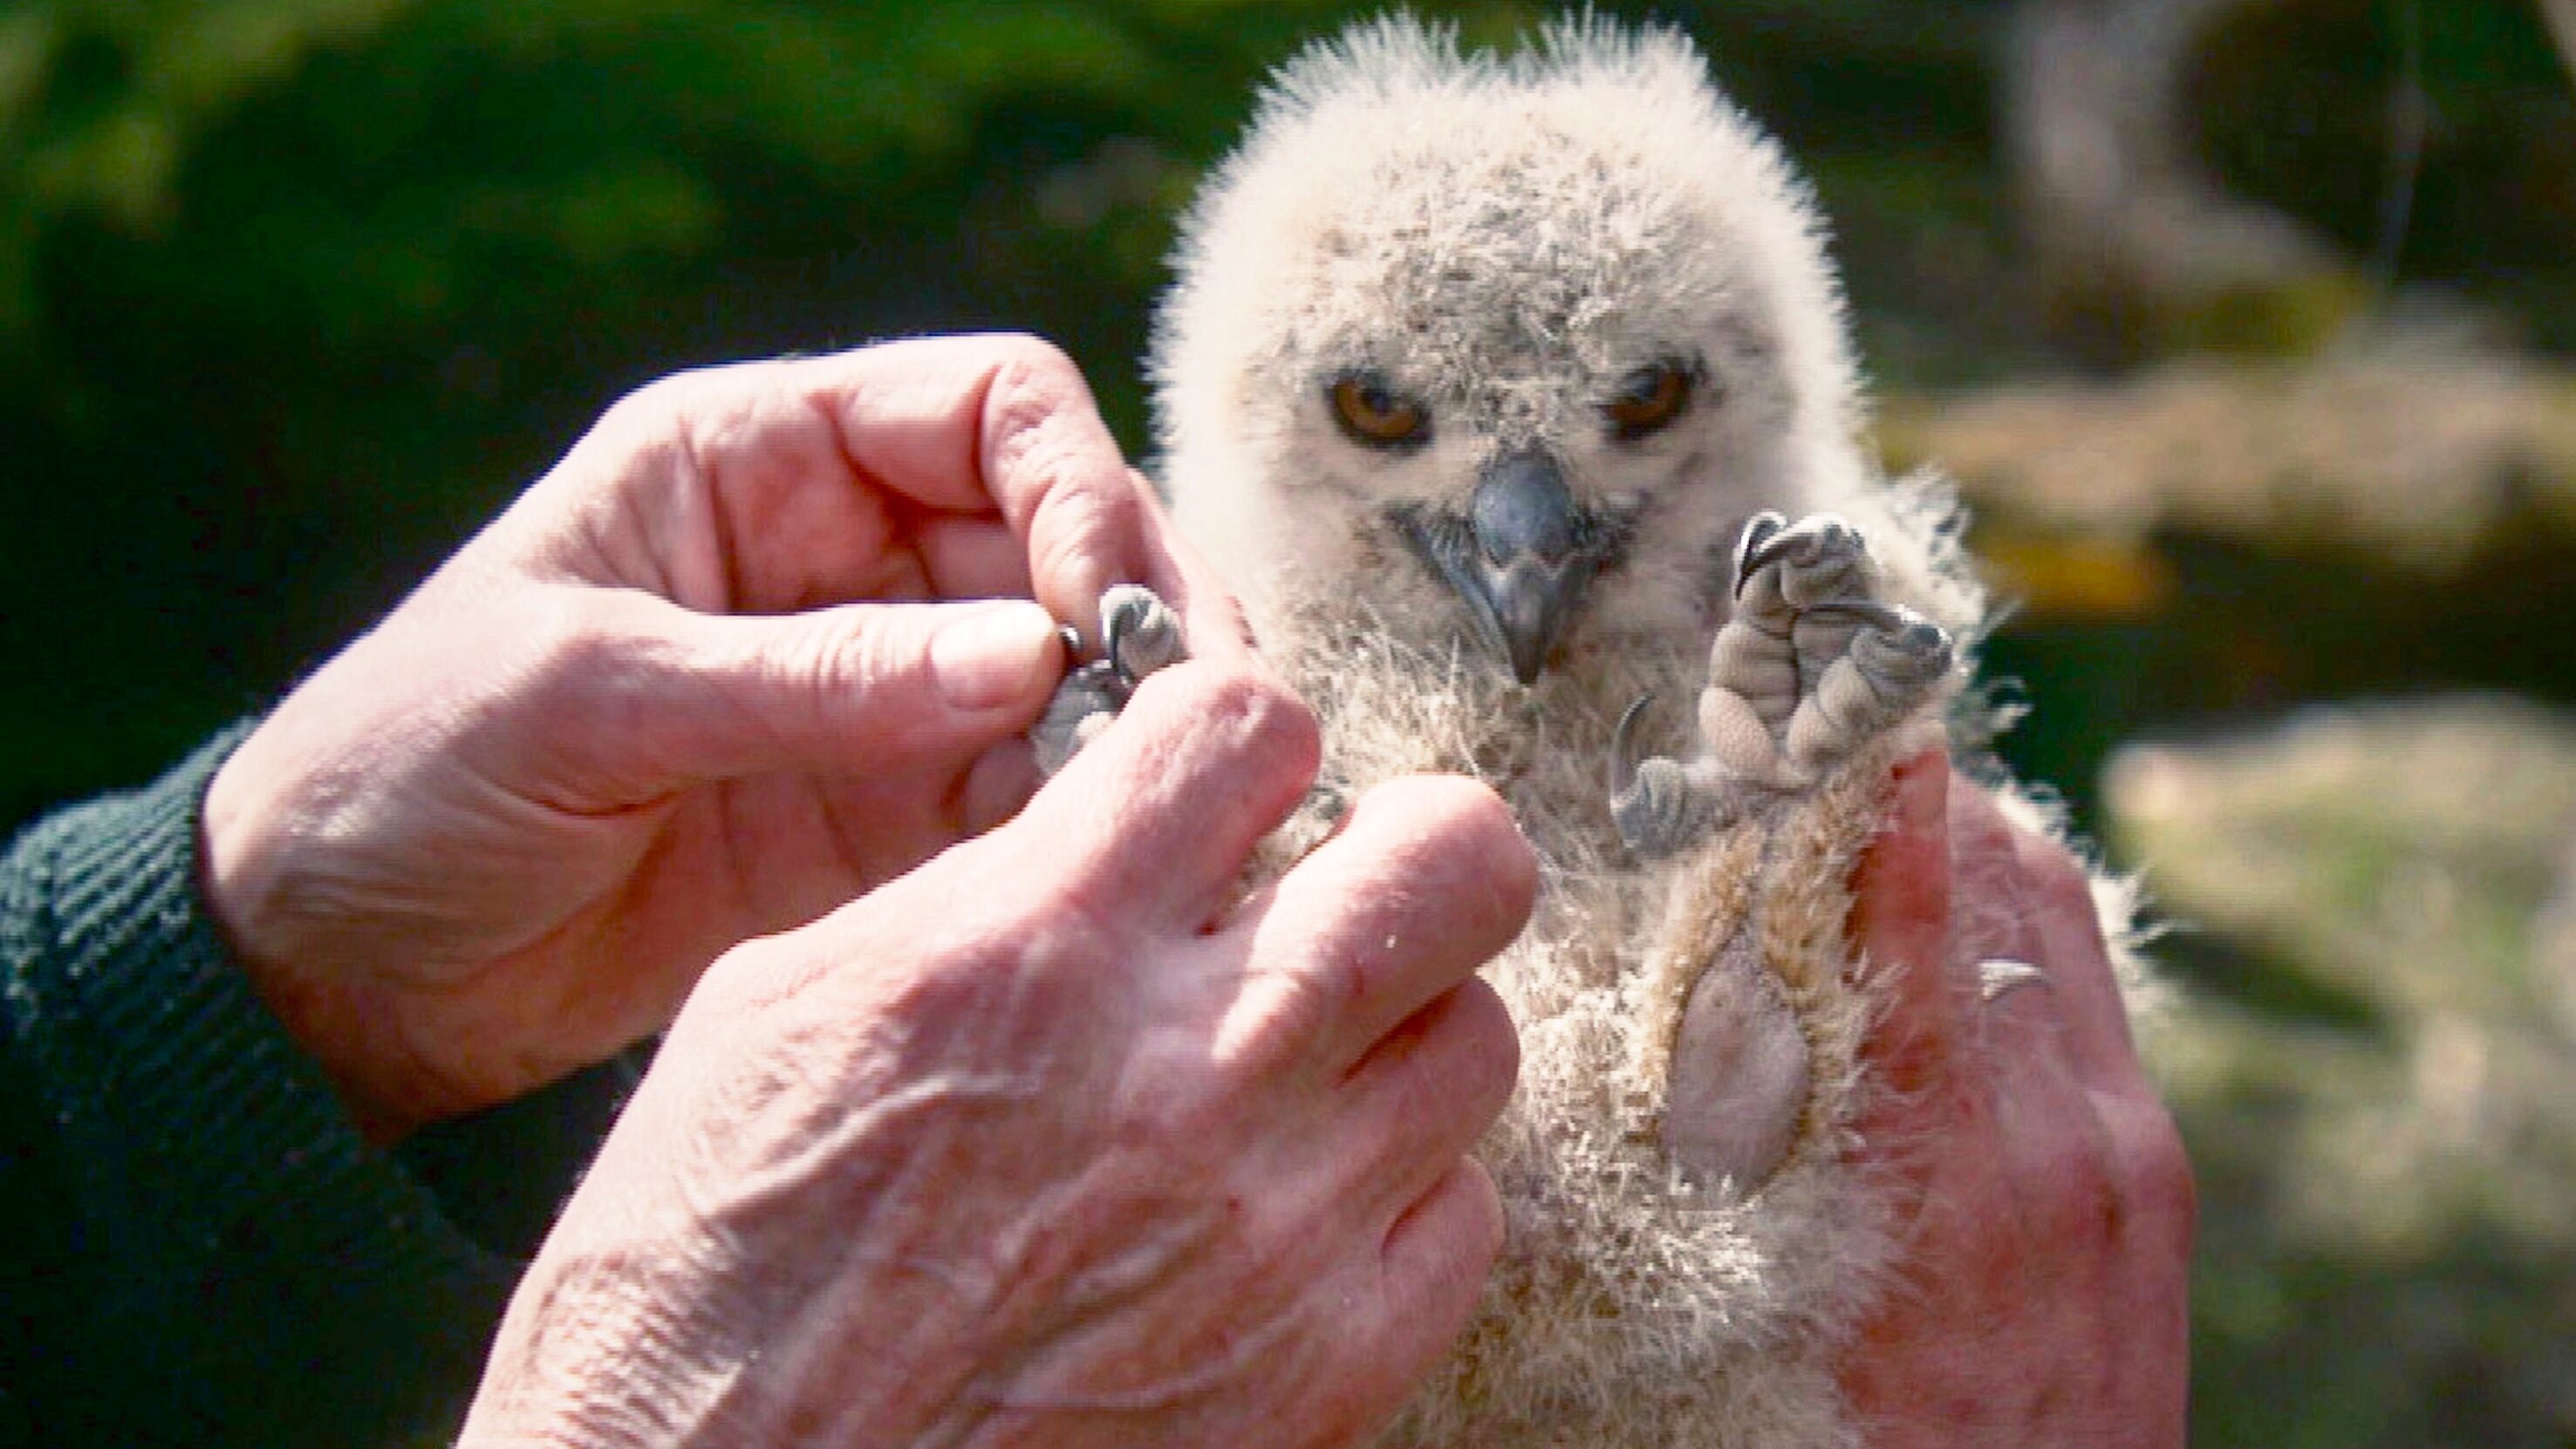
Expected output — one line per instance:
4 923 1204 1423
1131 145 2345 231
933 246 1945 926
203 336 1240 1138
461 662 1533 1449
1835 752 2195 1446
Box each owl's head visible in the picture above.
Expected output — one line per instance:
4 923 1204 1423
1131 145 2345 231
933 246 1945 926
1153 15 1871 685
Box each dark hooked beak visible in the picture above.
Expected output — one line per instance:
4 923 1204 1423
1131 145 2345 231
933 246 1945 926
1397 449 1616 687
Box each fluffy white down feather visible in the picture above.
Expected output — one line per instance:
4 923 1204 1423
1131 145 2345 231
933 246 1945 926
1145 15 2145 1447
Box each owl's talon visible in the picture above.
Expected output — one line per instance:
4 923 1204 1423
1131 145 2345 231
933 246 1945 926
1781 605 1952 772
1609 694 1728 856
1607 693 1656 804
1735 512 1859 579
1730 509 1790 598
1612 755 1704 858
1103 583 1186 683
1658 514 1955 801
1796 597 1910 635
1032 584 1191 776
1032 661 1125 776
1849 614 1952 694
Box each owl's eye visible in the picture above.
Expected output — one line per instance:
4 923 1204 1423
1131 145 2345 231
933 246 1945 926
1329 374 1431 448
1603 361 1695 440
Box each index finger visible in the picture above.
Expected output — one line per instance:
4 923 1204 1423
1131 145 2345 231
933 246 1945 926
804 335 1255 669
1236 775 1536 1070
1848 750 1969 1094
1013 660 1320 932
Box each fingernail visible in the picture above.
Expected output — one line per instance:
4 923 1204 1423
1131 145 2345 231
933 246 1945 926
932 601 1062 712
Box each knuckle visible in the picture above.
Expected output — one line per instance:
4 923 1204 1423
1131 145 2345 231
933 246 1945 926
1397 1165 1507 1312
972 336 1142 618
2020 1111 2124 1249
522 592 647 706
1354 986 1520 1177
2111 1091 2199 1248
1179 666 1325 785
2056 1152 2125 1250
755 615 910 753
1946 772 2018 850
980 336 1094 452
1992 795 2098 906
811 608 924 701
1111 1078 1217 1160
985 331 1084 393
1216 976 1324 1086
584 363 776 507
1026 480 1133 607
1108 1063 1249 1179
605 360 735 434
601 371 684 429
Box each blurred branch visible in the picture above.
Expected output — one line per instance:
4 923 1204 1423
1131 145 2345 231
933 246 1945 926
2547 0 2576 85
2001 0 2348 362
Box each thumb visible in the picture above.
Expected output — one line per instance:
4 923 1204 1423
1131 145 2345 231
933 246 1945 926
602 594 1068 788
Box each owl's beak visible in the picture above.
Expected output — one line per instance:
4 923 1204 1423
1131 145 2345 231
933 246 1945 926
1397 449 1611 687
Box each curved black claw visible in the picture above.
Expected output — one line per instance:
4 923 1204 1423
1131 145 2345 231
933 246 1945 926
1607 693 1655 804
1730 511 1790 599
1733 511 1872 599
1608 694 1707 858
1796 597 1914 634
1033 584 1188 776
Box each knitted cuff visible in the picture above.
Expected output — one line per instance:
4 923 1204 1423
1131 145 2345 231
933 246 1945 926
0 726 516 1441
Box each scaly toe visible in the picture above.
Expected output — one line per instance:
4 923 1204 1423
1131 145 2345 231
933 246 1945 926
1781 609 1954 772
1033 661 1127 776
1849 612 1953 696
1772 520 1876 612
1033 584 1189 776
1611 755 1705 858
1611 698 1700 855
1103 583 1187 683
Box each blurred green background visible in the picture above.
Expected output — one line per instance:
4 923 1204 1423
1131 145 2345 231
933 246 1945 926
5 0 2574 1443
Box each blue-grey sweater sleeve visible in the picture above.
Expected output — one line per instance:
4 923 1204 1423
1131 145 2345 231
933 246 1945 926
0 729 526 1446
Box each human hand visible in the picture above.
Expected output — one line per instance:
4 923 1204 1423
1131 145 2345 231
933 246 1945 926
461 660 1534 1449
203 336 1242 1138
1835 752 2195 1446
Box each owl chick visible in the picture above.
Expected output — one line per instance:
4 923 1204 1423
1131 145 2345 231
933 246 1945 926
1050 15 2119 1449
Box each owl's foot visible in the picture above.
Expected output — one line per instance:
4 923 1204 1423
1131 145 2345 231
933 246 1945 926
1031 584 1187 775
1611 511 1952 857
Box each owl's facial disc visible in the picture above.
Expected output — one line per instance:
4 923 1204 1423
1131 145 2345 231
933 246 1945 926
1391 448 1631 686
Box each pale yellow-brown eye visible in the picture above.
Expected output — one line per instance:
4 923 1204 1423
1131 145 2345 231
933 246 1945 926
1603 362 1694 439
1329 374 1431 447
